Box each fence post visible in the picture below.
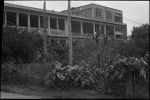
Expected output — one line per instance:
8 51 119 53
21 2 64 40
8 61 14 84
133 71 135 98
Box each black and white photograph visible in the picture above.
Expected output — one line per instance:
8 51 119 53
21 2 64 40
1 0 149 99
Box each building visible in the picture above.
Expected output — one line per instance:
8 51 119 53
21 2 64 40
3 3 127 45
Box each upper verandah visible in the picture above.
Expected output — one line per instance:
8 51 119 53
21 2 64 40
61 3 123 14
61 3 123 23
4 3 125 25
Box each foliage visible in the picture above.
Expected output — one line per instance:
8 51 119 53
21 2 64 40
102 55 148 96
1 25 149 97
2 26 43 63
43 61 96 89
73 38 97 66
46 40 69 64
131 24 149 56
2 27 68 64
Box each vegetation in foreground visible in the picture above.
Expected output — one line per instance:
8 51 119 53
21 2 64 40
1 24 149 98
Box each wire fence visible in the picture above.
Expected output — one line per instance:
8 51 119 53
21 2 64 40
1 62 149 88
1 62 54 86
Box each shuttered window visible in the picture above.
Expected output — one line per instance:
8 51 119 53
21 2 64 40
58 18 65 30
30 15 38 28
19 13 28 27
71 20 81 33
106 11 112 19
6 11 16 26
50 18 57 29
83 22 93 34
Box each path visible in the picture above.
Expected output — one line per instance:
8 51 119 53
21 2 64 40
1 92 42 99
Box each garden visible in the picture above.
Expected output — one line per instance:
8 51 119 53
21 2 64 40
1 24 149 99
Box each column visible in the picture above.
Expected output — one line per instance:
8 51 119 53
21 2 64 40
92 8 95 18
48 17 50 35
104 25 106 35
65 19 68 35
16 11 19 27
38 15 41 34
114 26 116 39
27 13 30 32
93 22 95 35
112 12 115 22
103 10 106 20
56 18 58 30
81 21 83 35
121 13 123 23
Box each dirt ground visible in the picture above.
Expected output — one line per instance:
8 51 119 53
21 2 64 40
1 84 118 99
1 92 42 99
1 83 149 99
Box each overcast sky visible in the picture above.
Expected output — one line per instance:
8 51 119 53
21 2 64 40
4 1 149 36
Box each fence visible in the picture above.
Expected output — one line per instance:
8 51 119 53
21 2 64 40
1 62 54 86
1 62 149 98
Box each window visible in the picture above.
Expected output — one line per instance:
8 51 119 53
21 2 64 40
71 20 81 33
115 27 123 32
75 12 80 15
30 15 38 28
106 26 114 36
114 16 122 23
6 11 16 26
106 11 112 19
115 13 122 16
116 35 122 38
40 16 48 28
95 24 100 32
58 18 65 30
50 18 57 29
83 22 93 34
95 8 102 18
95 24 104 34
19 13 28 27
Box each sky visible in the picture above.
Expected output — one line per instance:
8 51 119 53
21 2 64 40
4 1 149 36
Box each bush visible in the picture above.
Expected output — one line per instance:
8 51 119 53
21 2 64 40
101 55 148 96
43 62 96 89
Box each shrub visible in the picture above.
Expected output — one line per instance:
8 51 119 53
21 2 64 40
101 55 148 96
43 62 96 89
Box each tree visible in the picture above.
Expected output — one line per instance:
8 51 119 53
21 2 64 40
2 26 43 63
131 24 149 56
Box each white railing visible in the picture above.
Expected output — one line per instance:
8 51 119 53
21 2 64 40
115 31 123 35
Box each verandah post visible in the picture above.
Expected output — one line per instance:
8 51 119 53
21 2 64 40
67 0 73 65
43 0 48 58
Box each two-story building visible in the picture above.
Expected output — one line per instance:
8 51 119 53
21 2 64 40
3 3 127 45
